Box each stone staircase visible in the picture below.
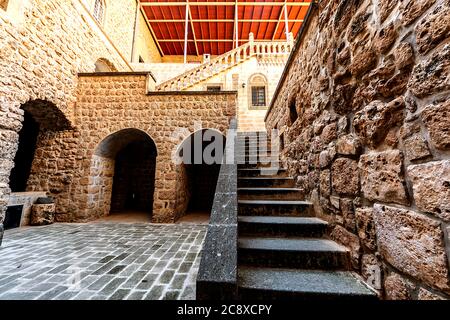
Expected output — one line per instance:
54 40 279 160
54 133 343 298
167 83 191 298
236 132 377 300
155 33 293 92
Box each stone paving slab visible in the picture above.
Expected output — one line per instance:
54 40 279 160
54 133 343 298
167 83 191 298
0 222 206 300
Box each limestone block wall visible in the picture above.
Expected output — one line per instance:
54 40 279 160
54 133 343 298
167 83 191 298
0 0 143 229
25 74 236 224
265 0 450 299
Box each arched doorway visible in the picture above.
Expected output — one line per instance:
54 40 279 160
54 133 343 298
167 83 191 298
9 100 71 192
90 128 157 221
176 129 226 223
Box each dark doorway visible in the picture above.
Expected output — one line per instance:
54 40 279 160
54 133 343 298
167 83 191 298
4 205 23 230
9 111 39 192
110 141 157 214
180 129 225 222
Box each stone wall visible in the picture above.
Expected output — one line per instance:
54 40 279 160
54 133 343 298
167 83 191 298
24 74 236 224
265 0 450 299
0 0 138 232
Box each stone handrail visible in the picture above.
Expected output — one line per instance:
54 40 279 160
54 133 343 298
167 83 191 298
196 118 239 300
156 34 294 92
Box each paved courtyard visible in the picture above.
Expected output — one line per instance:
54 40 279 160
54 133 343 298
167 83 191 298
0 222 207 300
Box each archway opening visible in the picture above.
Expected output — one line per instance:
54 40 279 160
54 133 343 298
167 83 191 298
91 129 157 222
94 58 117 72
9 100 71 192
177 129 225 223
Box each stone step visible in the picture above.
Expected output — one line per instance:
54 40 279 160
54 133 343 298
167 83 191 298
238 200 313 216
238 267 378 300
238 168 288 177
235 157 279 164
238 187 304 200
238 177 295 188
238 161 282 169
238 237 350 270
238 216 328 237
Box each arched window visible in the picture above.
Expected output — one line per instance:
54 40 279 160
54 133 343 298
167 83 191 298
93 0 105 24
248 74 268 109
94 58 117 72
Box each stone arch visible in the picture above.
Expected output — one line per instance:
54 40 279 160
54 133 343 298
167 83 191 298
85 128 158 220
174 128 226 222
248 73 269 110
94 58 117 72
9 99 72 193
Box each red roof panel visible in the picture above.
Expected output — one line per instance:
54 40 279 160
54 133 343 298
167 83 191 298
139 0 310 56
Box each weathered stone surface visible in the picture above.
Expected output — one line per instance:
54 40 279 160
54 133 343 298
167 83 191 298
393 42 415 70
421 101 450 150
408 160 450 221
403 134 431 162
321 122 337 144
361 254 382 291
400 0 435 26
333 0 365 35
353 98 405 148
418 288 445 300
336 134 362 155
332 83 356 115
332 158 359 196
341 198 356 232
31 203 55 226
374 204 450 292
320 169 331 197
331 225 361 269
384 272 415 300
359 150 409 205
350 47 378 77
0 130 19 160
409 44 450 98
415 2 450 55
378 0 397 23
355 207 377 251
374 23 397 54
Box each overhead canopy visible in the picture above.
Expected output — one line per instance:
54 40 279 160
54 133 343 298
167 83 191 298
139 0 311 56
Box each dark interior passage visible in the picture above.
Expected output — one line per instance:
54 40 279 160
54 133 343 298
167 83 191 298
9 111 39 192
185 162 221 212
110 140 157 214
181 130 225 218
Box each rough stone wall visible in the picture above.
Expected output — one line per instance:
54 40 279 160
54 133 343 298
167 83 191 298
265 0 450 299
25 74 236 223
0 0 139 231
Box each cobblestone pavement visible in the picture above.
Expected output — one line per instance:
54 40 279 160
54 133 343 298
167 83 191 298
0 222 206 300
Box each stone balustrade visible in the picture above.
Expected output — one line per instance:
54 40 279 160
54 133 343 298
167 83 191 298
156 33 294 92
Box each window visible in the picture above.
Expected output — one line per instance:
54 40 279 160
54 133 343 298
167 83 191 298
0 0 8 11
251 86 266 107
93 0 105 24
248 74 268 109
207 86 221 92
